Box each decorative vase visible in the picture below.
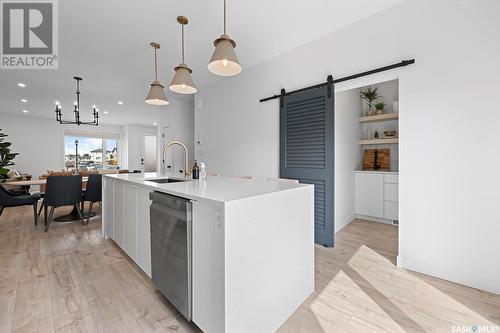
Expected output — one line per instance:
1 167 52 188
376 109 384 115
367 110 374 116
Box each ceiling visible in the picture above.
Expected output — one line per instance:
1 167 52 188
0 0 403 126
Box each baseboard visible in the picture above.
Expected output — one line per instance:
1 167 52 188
335 214 355 233
355 214 397 225
399 256 500 295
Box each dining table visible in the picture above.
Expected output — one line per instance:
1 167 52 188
6 177 94 222
5 177 89 187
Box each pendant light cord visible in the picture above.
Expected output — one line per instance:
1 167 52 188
224 0 227 35
181 23 185 64
154 46 158 81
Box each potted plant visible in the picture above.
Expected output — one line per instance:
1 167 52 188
0 129 19 182
360 87 380 116
375 102 385 115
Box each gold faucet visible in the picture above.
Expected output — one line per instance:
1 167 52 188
162 141 191 178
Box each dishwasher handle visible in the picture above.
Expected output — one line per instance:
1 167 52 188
150 191 192 207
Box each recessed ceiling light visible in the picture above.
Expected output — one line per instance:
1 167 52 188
153 122 157 126
117 101 124 105
21 99 28 103
103 111 109 114
22 110 29 113
17 83 26 88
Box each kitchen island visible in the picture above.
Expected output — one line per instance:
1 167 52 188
102 172 314 333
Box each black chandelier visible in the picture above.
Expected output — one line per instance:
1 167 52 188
55 76 99 126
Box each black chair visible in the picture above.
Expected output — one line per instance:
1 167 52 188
81 174 102 224
43 175 83 232
7 185 31 196
0 185 40 225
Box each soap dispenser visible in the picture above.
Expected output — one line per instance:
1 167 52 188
192 160 200 179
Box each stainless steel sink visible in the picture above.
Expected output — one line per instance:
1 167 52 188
145 178 190 184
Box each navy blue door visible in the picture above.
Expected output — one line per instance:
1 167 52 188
280 86 334 247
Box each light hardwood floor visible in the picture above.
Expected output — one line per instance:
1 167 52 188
0 205 498 333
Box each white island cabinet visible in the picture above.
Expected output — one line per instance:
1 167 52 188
102 172 314 333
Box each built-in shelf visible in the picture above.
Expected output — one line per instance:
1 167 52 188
359 113 399 123
359 138 399 145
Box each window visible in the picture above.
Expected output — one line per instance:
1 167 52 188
64 131 120 171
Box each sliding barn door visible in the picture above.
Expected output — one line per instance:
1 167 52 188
280 86 334 247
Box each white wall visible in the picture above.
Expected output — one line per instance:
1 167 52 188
334 89 362 232
195 0 500 294
156 97 195 174
123 124 157 172
0 114 122 179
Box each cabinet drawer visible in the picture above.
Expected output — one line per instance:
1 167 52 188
384 201 399 220
384 183 399 202
355 173 384 218
384 174 398 184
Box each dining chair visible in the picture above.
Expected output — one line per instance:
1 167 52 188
81 174 102 224
267 177 299 184
0 186 40 225
39 171 74 192
42 175 83 232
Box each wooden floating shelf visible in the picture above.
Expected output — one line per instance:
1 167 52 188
359 138 399 145
359 113 399 123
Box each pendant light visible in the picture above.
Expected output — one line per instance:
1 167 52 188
170 16 197 94
145 42 169 106
208 0 241 76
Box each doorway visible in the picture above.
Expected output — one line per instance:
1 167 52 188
140 134 157 172
334 78 400 256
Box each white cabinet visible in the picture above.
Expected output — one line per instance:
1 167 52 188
123 184 138 260
384 183 398 202
384 201 399 220
103 177 114 239
383 174 399 220
355 172 399 221
113 181 125 247
355 172 384 217
103 177 152 278
136 186 152 277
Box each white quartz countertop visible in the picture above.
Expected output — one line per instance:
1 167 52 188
104 172 312 203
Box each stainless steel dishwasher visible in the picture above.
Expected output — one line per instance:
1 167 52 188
150 191 193 320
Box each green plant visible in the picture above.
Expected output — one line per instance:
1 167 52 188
360 86 380 110
0 129 19 181
375 102 385 110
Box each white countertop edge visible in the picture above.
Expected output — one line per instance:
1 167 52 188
354 170 399 175
103 173 313 204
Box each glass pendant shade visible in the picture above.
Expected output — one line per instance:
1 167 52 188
208 35 241 76
170 64 197 94
145 81 169 105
